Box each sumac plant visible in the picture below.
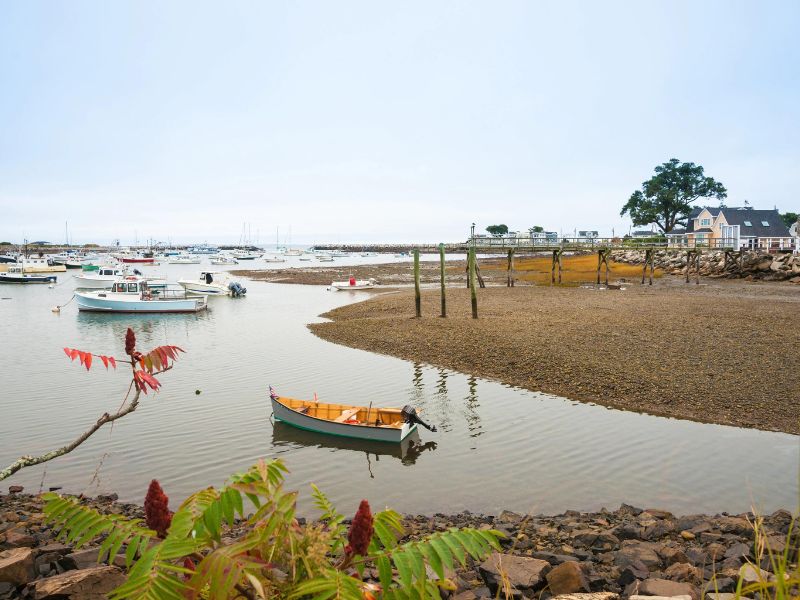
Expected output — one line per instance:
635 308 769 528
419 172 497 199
42 459 504 599
0 328 183 481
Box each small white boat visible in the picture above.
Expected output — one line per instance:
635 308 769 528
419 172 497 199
299 256 312 261
177 271 246 297
74 267 126 289
330 277 376 291
262 254 286 263
232 249 261 260
210 255 239 265
316 255 334 262
75 279 207 313
269 387 435 443
330 251 349 257
284 248 302 257
169 254 201 264
18 257 66 273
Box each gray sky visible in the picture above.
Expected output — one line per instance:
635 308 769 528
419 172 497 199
1 1 798 245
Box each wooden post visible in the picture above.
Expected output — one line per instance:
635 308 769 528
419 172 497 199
649 251 654 285
413 249 421 317
597 250 602 285
507 249 515 287
469 248 478 319
439 243 446 318
551 250 557 285
695 250 701 284
557 249 563 284
685 251 691 283
641 250 648 285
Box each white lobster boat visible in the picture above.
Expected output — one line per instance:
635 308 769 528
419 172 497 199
269 387 436 443
75 279 207 313
209 255 239 265
74 267 126 289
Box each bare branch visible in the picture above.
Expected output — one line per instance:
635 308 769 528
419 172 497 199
0 388 142 481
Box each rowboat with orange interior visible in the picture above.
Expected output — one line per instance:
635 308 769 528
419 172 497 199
269 387 436 443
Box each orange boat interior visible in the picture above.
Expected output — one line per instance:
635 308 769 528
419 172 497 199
276 396 410 429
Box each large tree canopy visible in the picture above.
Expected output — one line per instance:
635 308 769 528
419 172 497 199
486 224 509 236
780 212 798 228
621 159 727 233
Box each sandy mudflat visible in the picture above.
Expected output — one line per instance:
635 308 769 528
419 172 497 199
309 280 800 434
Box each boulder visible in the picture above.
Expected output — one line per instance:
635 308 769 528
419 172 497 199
618 560 649 586
61 548 101 571
664 562 703 585
4 529 36 547
532 552 578 565
658 547 688 565
636 577 698 600
0 547 36 586
32 565 125 599
478 553 550 595
615 543 661 569
545 561 590 595
738 563 773 583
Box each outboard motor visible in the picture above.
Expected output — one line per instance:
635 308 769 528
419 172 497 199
400 405 437 432
228 281 247 298
133 269 143 276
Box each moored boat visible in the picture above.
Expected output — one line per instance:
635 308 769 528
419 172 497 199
177 271 246 297
269 387 436 443
168 254 202 264
75 279 207 313
0 265 57 284
330 277 376 290
74 267 126 289
209 255 239 265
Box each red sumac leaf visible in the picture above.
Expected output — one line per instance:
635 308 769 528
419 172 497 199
100 355 109 369
70 349 79 361
108 356 116 369
63 347 71 358
84 353 92 371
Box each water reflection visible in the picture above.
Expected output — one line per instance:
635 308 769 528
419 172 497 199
271 422 437 477
463 375 482 439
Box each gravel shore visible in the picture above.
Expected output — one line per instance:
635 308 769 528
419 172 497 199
309 280 800 435
1 490 794 599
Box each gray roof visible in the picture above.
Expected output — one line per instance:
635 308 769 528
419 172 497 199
721 208 791 238
693 228 713 233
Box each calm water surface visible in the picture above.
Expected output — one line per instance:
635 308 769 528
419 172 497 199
0 256 797 516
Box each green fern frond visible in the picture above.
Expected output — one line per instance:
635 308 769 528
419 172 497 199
109 537 199 600
369 509 404 552
290 568 364 600
42 493 155 567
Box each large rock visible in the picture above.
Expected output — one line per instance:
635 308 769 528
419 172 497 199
61 548 101 570
4 529 36 547
545 561 590 595
664 562 703 585
478 553 550 595
615 542 661 569
0 547 35 585
636 577 698 600
32 565 125 599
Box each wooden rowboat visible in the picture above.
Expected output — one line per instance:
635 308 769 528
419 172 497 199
269 387 436 443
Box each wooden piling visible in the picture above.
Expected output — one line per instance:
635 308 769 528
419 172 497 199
507 249 515 287
439 243 446 318
649 251 654 285
695 250 701 284
413 249 421 317
469 247 478 319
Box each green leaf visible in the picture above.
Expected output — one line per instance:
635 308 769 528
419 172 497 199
376 554 393 590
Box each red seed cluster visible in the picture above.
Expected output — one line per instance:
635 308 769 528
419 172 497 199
345 500 373 556
125 328 136 356
144 479 173 538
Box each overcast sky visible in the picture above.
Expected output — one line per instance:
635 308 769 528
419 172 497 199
1 1 798 245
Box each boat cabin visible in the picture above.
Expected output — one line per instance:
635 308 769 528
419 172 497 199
110 279 151 296
98 268 123 277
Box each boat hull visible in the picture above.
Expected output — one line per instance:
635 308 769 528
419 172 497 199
120 258 155 264
0 274 57 284
178 281 229 295
271 397 416 443
75 291 207 313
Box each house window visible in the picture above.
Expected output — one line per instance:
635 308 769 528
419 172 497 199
700 218 711 226
761 220 769 226
744 221 752 226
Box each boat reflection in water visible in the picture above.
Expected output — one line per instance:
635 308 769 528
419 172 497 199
271 422 437 477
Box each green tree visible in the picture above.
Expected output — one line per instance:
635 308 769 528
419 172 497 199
485 224 508 236
530 225 544 233
621 159 727 233
780 212 798 228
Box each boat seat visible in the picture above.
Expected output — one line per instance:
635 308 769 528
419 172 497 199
334 408 359 423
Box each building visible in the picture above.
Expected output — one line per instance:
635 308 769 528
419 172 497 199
667 207 794 251
578 230 599 239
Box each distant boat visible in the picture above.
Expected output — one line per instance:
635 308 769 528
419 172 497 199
177 271 246 297
18 257 66 273
330 251 349 257
262 254 286 263
117 253 155 264
168 254 201 264
0 265 57 284
75 279 207 313
316 255 334 262
209 255 238 265
0 254 17 264
269 387 435 443
232 249 261 260
74 267 126 289
330 277 376 291
284 248 302 257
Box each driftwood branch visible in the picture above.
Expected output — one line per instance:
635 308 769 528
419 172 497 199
0 388 143 481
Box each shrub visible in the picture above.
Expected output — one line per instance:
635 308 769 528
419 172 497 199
43 459 503 599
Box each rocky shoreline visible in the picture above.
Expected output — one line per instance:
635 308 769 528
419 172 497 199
1 488 795 600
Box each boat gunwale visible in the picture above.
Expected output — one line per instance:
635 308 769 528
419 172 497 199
272 396 413 433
